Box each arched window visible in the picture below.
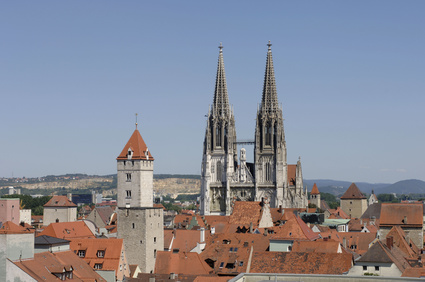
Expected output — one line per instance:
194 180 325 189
216 127 222 147
216 161 222 182
265 122 272 146
265 163 272 182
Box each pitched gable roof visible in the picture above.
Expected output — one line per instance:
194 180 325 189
249 252 352 274
229 201 262 226
38 221 95 239
13 250 106 281
340 183 366 199
310 183 320 195
0 221 33 234
269 215 320 241
380 203 423 227
155 251 212 275
69 238 128 274
117 129 154 160
35 235 70 246
44 195 76 207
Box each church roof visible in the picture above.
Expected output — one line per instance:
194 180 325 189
310 183 320 195
117 129 154 160
340 183 366 199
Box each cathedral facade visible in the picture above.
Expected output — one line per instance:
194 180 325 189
200 42 307 215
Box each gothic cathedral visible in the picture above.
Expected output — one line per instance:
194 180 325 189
200 42 307 215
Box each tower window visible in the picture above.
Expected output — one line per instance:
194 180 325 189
216 161 222 182
154 237 157 243
126 173 131 182
132 223 135 229
216 127 222 147
265 122 272 146
126 190 132 199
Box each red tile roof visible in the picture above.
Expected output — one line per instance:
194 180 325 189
340 183 366 199
38 221 95 240
291 240 341 253
380 203 423 227
166 229 204 252
229 201 262 227
13 250 106 281
269 215 319 241
287 165 296 186
117 129 154 160
200 233 269 275
249 251 352 274
44 195 77 207
0 221 34 234
69 238 128 276
310 183 320 195
155 251 212 275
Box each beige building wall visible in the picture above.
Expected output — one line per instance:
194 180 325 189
43 206 77 226
340 198 367 219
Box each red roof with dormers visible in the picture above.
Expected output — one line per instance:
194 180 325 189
44 195 77 207
0 221 34 234
310 183 320 195
117 129 154 160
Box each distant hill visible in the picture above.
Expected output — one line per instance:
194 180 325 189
305 179 425 197
304 179 389 197
373 179 425 195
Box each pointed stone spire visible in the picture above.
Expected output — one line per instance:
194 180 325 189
260 41 279 114
213 42 230 117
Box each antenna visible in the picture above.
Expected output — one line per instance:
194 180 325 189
135 113 138 129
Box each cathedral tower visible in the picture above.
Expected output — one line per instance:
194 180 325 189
254 41 287 207
200 44 237 215
116 126 163 273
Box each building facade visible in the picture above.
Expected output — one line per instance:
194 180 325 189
200 43 307 215
116 128 164 273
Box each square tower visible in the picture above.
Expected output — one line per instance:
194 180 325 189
116 128 163 273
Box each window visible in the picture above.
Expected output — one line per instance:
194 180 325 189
363 266 367 271
239 261 244 266
216 127 222 147
126 173 132 182
126 190 132 199
94 263 103 270
154 237 157 243
97 250 105 258
375 266 379 271
78 250 86 257
154 249 157 258
229 247 233 252
216 162 222 182
265 122 272 146
219 262 224 268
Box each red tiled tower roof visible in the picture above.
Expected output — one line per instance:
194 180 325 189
340 183 366 199
117 129 154 160
310 183 320 195
44 195 77 207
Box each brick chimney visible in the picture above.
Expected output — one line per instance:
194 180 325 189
387 236 394 250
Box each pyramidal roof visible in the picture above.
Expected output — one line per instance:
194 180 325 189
311 183 320 195
212 43 230 117
260 41 279 114
117 129 154 160
340 183 366 199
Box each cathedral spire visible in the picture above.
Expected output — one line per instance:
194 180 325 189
260 41 279 114
213 42 230 117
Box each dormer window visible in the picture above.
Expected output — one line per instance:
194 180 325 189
94 263 103 269
97 250 105 258
78 250 86 257
127 149 133 160
145 148 149 160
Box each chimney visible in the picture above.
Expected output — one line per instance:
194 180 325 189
249 222 253 234
343 237 347 249
200 227 205 243
404 216 407 224
387 236 394 250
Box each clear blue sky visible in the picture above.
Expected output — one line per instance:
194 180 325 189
1 1 424 184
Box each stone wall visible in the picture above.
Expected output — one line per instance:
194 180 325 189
341 198 367 219
117 207 163 273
